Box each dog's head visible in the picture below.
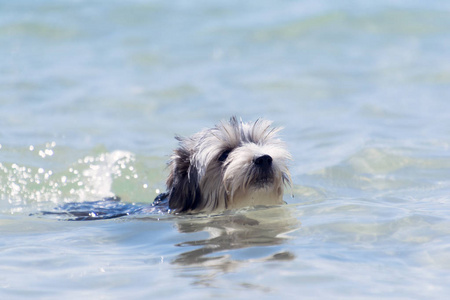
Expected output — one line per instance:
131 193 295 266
166 117 292 213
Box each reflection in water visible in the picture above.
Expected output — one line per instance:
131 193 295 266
170 206 300 286
36 199 299 288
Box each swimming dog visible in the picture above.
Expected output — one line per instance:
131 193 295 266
162 117 292 213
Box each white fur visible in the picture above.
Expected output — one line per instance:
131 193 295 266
165 117 292 213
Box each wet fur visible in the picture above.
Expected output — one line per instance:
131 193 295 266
165 117 292 213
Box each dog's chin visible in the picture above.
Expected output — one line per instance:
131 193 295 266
253 174 275 189
228 180 284 210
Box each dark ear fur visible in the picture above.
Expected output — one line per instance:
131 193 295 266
167 145 203 213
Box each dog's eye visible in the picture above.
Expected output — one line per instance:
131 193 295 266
218 150 231 162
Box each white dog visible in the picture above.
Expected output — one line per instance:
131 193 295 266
161 117 292 213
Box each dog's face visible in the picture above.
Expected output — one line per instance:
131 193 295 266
166 117 291 213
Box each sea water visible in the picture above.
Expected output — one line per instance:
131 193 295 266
1 0 450 299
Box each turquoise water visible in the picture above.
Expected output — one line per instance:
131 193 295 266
2 0 450 299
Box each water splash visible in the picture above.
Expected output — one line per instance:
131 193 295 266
0 144 157 215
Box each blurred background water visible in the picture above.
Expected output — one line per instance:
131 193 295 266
1 0 450 299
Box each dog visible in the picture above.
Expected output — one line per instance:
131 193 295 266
159 117 292 213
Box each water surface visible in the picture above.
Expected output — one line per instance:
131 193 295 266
1 0 450 299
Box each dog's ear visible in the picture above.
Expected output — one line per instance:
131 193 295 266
166 145 203 213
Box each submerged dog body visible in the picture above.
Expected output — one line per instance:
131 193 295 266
164 117 291 213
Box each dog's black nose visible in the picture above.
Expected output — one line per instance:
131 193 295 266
254 154 273 169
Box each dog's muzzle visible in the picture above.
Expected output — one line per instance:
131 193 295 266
254 154 273 171
252 154 274 187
